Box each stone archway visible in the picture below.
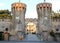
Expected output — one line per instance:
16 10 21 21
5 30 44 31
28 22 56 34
26 22 36 34
25 18 38 34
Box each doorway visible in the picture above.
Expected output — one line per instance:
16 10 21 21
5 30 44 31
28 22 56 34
26 22 36 34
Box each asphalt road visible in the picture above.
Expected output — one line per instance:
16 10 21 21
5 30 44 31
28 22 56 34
0 41 60 43
0 34 60 43
23 34 40 41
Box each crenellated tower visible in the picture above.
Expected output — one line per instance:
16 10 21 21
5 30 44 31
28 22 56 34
11 0 27 36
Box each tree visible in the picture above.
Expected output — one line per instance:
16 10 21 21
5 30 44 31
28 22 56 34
0 10 11 14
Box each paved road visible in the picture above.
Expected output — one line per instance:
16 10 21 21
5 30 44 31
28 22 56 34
0 34 60 43
0 34 41 43
23 34 40 41
0 41 60 43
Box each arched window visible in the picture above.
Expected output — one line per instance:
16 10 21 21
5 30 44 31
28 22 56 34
5 28 8 31
19 7 21 8
43 7 45 16
56 29 59 31
37 8 39 10
22 7 24 9
13 7 15 9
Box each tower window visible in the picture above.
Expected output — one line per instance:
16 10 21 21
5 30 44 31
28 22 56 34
47 7 49 14
13 7 15 9
43 7 45 8
19 7 21 8
22 7 24 9
37 8 39 10
12 7 15 11
43 7 45 16
56 29 59 31
47 7 49 9
5 28 8 31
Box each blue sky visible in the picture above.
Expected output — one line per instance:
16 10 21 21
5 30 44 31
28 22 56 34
0 0 60 18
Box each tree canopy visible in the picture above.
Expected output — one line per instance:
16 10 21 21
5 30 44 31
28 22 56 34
0 10 12 19
50 11 60 19
0 10 11 14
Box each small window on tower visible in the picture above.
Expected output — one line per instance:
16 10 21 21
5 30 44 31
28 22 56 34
47 7 49 9
12 7 15 11
16 16 19 19
43 7 45 16
5 28 8 31
19 7 21 8
37 7 39 10
23 7 24 9
43 7 45 8
56 29 59 31
13 7 15 9
47 7 49 14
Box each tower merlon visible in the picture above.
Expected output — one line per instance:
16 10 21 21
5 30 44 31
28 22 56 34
11 2 27 11
36 3 52 8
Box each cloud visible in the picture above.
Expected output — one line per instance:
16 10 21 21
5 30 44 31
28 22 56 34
0 3 4 7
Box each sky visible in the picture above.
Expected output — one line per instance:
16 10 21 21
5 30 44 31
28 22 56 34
0 0 60 18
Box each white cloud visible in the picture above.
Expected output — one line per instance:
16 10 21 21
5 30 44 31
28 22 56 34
0 3 4 7
47 0 60 12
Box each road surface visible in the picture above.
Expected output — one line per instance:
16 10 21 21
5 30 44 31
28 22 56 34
0 34 59 43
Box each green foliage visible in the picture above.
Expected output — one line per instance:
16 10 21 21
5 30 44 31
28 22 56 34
50 11 60 19
0 14 12 19
0 10 12 19
0 10 11 14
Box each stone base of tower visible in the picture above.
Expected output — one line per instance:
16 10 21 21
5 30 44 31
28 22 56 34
9 31 26 41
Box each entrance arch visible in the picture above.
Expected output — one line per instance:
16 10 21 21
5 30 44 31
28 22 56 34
26 22 36 34
25 18 38 34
